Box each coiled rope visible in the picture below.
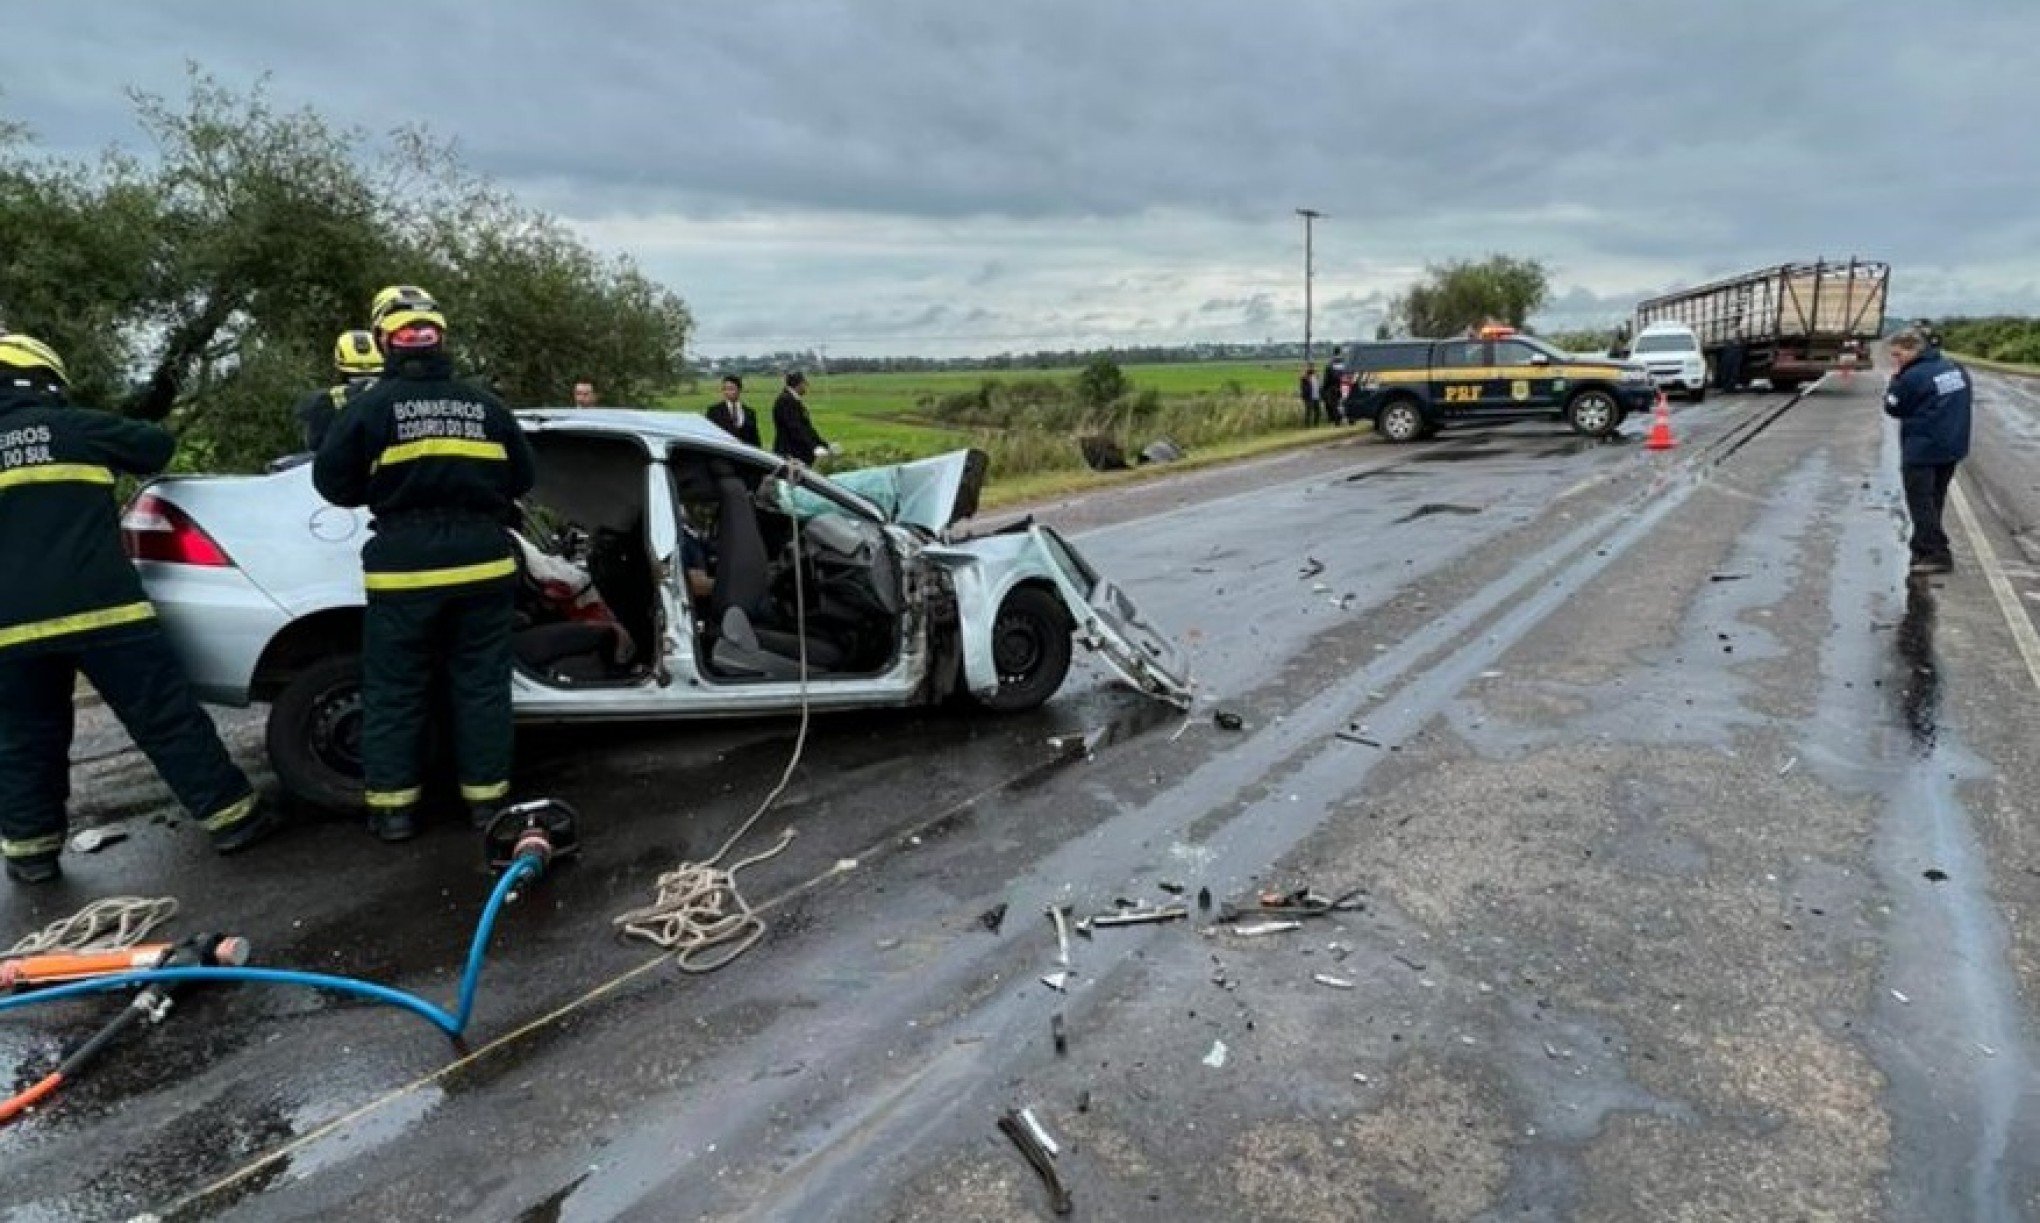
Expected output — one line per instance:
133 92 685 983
613 475 813 972
6 896 179 958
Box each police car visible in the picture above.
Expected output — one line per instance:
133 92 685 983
1343 328 1657 442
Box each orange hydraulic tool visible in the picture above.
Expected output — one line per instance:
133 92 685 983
1 937 248 990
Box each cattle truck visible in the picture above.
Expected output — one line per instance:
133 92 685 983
1632 258 1890 393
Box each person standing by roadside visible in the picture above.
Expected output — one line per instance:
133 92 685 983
572 380 598 409
0 334 280 885
706 375 761 447
772 371 830 465
314 288 536 842
1883 328 1972 575
1298 364 1320 427
295 329 384 452
1322 353 1347 425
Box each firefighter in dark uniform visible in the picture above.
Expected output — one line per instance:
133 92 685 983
294 329 384 452
0 334 279 885
313 289 536 842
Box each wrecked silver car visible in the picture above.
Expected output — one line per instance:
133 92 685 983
124 409 1192 812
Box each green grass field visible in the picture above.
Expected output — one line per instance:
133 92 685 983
659 360 1305 461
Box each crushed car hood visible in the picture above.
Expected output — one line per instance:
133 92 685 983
826 449 989 532
1029 526 1194 708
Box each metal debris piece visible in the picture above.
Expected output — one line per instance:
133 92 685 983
1089 905 1188 928
1313 973 1356 990
1076 1089 1092 1114
1213 709 1245 731
1197 886 1212 912
1230 920 1303 937
998 1110 1073 1216
1041 971 1071 993
1202 1039 1229 1068
1052 1013 1067 1056
1157 880 1187 895
67 828 127 854
1048 905 1073 967
1336 730 1384 748
1778 755 1799 776
1216 885 1367 922
1392 953 1427 972
1891 988 1910 1004
979 903 1009 933
1019 1106 1062 1157
1710 572 1751 582
1923 868 1949 883
1299 557 1325 579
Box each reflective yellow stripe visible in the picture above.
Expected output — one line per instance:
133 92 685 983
2 834 65 859
364 788 421 809
0 602 155 650
362 557 518 593
0 463 115 492
460 781 510 803
373 439 507 471
200 795 256 833
1371 365 1624 385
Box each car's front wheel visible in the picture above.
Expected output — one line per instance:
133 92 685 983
266 653 366 816
1565 390 1622 438
974 586 1074 713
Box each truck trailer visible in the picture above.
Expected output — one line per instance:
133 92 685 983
1632 259 1889 393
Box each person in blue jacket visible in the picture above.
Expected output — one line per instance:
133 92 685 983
1883 329 1972 575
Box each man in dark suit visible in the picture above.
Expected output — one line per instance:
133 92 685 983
772 371 830 464
705 375 762 447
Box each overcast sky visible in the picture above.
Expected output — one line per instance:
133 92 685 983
7 0 2038 356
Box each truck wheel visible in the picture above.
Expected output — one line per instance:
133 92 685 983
973 586 1074 713
1770 377 1801 395
1687 384 1707 404
1375 399 1426 443
1564 390 1621 439
265 654 366 816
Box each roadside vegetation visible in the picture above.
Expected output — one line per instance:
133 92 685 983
1939 317 2040 369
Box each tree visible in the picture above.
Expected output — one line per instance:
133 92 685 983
0 68 692 472
1387 256 1552 338
1074 355 1128 409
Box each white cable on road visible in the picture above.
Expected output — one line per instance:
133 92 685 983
6 896 178 958
1950 479 2040 697
614 477 814 973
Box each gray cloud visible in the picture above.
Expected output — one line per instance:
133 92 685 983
6 0 2038 354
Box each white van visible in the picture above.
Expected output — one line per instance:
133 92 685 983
1630 321 1708 402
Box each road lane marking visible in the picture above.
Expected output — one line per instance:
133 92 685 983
1950 479 2040 697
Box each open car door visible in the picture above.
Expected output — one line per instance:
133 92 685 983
1027 525 1193 708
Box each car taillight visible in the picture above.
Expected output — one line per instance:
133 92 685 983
122 493 233 567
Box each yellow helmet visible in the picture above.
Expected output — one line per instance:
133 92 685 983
333 329 382 376
0 334 68 387
370 284 437 326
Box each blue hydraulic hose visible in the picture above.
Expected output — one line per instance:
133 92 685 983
0 854 542 1039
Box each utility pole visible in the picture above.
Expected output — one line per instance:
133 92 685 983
1295 208 1322 364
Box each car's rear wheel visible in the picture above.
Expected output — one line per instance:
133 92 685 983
1375 399 1426 443
266 653 366 816
1564 390 1621 438
1770 377 1802 395
974 586 1073 713
1688 383 1707 404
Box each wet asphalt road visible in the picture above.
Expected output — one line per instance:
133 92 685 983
7 371 2040 1222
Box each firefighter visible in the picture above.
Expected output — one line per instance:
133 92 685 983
0 334 279 885
313 289 536 841
294 329 385 452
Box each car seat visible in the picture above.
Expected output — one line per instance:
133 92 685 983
706 468 844 677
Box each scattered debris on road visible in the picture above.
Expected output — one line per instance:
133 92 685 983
1019 1106 1063 1156
1202 1039 1230 1068
65 828 127 855
1048 906 1073 966
1711 572 1751 582
1299 557 1325 579
1088 905 1188 928
1392 953 1428 972
1197 886 1212 912
1041 971 1071 994
1891 989 1911 1005
1052 1012 1067 1056
1335 728 1385 748
979 903 1009 933
1313 973 1356 990
1157 880 1187 895
998 1108 1073 1216
1215 886 1365 923
1778 756 1799 777
1924 869 1949 883
1213 709 1245 731
1229 920 1303 937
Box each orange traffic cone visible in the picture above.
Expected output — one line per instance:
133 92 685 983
1645 391 1677 451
